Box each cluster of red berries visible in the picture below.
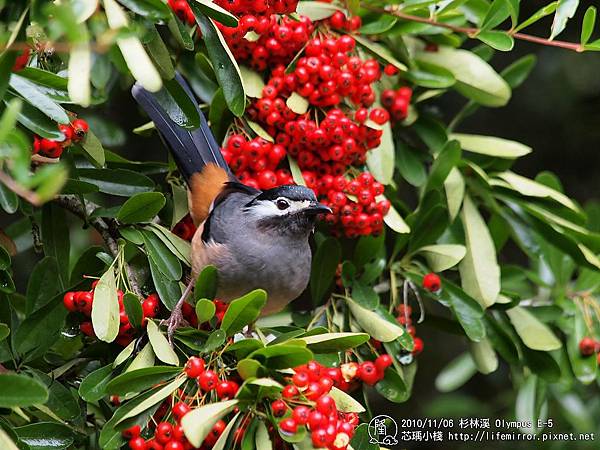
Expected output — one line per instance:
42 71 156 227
172 215 197 241
215 0 298 16
579 337 600 365
63 287 160 347
316 172 390 237
327 11 362 32
221 134 292 189
12 48 31 72
33 118 89 159
220 15 312 71
167 0 195 26
381 87 413 123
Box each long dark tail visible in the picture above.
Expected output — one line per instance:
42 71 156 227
131 74 234 182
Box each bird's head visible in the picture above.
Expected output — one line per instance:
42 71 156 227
244 185 331 236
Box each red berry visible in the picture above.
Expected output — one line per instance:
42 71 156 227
63 292 76 312
142 294 160 317
122 425 141 439
423 272 441 292
412 336 424 355
375 354 393 372
184 356 205 378
384 64 399 76
308 410 328 430
282 384 299 399
316 395 337 416
357 361 380 385
579 337 596 357
129 437 147 450
71 119 89 141
279 418 298 434
216 380 239 399
172 402 191 421
312 428 331 447
164 442 184 450
155 422 173 444
80 321 95 337
292 406 311 425
271 399 288 417
198 370 218 391
292 371 309 387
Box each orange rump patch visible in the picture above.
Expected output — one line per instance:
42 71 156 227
188 163 229 226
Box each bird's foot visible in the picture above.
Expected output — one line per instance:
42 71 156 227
161 280 195 345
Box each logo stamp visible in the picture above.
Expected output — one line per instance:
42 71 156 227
368 415 399 445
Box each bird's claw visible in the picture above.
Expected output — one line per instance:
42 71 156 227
161 308 189 345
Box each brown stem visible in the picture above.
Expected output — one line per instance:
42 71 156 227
54 195 143 296
0 170 41 206
367 7 584 52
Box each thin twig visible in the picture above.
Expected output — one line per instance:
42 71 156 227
366 7 584 52
54 195 143 296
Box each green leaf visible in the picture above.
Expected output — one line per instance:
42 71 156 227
0 98 21 144
146 223 192 266
501 54 537 89
360 15 398 35
26 256 59 314
154 77 202 130
181 400 239 448
115 341 136 367
0 373 48 407
406 60 456 88
123 293 144 328
149 256 182 310
506 306 562 351
288 155 306 186
459 195 500 308
0 428 18 450
147 320 180 365
117 192 166 223
255 421 272 450
195 265 218 301
346 297 405 342
375 368 408 403
286 92 309 115
384 202 411 234
14 422 74 450
115 376 187 424
79 364 114 402
9 74 70 124
117 0 171 20
439 280 486 342
92 268 120 343
77 168 154 196
515 375 544 434
477 31 515 51
425 139 461 192
0 323 9 341
0 181 19 214
220 289 267 336
416 46 511 107
310 237 341 305
435 353 477 392
126 342 156 371
191 0 238 27
567 308 597 383
581 6 596 45
514 2 558 32
104 0 162 92
33 370 80 421
366 121 394 184
194 10 245 116
353 34 408 72
168 13 195 51
80 130 106 167
202 329 226 353
451 133 531 158
296 1 342 20
41 204 70 290
496 171 580 212
249 344 313 369
196 298 216 324
416 244 466 271
239 66 265 98
299 332 369 353
351 281 379 309
551 0 580 40
350 424 378 450
209 88 232 143
444 168 465 221
328 386 366 412
146 25 175 80
106 366 182 395
143 230 182 281
69 41 92 107
397 142 426 187
469 338 498 374
7 94 62 139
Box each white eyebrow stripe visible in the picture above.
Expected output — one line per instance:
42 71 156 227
247 199 312 217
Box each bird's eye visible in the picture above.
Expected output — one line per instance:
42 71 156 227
276 199 290 210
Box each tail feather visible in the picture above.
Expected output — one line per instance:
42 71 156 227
131 74 234 183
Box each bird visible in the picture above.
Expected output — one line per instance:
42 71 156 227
132 75 331 337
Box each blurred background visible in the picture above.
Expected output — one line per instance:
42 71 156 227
3 1 600 449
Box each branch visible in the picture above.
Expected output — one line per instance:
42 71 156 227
54 195 143 297
367 7 584 52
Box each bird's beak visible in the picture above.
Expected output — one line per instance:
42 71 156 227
305 201 332 215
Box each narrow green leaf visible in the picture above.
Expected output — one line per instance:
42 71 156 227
9 74 70 124
366 121 394 184
501 54 537 89
106 366 181 395
551 0 580 40
477 31 515 51
507 306 562 351
92 268 120 343
14 422 74 450
143 230 182 281
0 373 49 407
435 353 477 392
296 1 342 20
469 338 498 374
416 244 466 272
147 320 180 365
26 257 59 314
117 192 166 224
69 41 91 107
195 265 218 301
239 66 265 98
451 133 531 158
286 92 309 114
581 6 596 45
299 332 369 353
353 34 408 72
181 400 239 447
192 0 238 27
41 204 70 290
346 298 405 342
79 364 114 402
123 293 144 328
310 237 341 304
514 2 558 32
